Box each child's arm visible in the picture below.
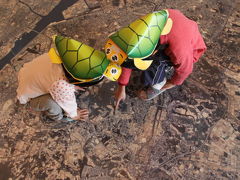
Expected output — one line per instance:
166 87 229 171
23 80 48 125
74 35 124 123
72 109 89 120
115 85 126 110
118 67 132 86
115 67 132 110
49 80 88 120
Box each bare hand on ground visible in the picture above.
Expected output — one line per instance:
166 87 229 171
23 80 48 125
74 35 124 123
114 85 126 111
73 109 89 121
137 90 147 100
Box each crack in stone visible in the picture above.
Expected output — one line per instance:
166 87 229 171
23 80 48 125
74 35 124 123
210 0 236 41
18 0 44 18
83 0 101 10
0 0 79 70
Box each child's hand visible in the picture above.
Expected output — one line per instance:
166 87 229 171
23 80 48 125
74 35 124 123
73 109 89 121
161 81 175 90
75 86 85 91
114 85 126 111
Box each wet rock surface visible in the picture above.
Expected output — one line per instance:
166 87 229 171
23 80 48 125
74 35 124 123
0 0 239 179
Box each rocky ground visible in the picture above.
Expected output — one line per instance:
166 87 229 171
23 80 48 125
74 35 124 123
0 0 239 179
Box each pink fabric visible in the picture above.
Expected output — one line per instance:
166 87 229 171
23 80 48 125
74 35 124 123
49 80 77 118
118 9 206 86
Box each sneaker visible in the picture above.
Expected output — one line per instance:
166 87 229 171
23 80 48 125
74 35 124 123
61 116 74 122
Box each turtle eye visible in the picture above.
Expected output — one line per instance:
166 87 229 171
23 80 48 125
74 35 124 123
111 55 118 62
106 48 111 54
111 68 118 75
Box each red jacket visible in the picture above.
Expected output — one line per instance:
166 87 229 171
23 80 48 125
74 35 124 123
118 9 206 86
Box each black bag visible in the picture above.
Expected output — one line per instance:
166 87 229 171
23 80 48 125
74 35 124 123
142 49 174 86
121 43 174 86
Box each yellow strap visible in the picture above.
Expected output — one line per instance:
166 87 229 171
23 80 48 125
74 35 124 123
48 48 62 64
62 64 97 83
134 58 153 70
72 78 95 83
71 79 94 84
161 18 173 35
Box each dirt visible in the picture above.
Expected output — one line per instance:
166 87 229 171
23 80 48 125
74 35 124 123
0 0 239 179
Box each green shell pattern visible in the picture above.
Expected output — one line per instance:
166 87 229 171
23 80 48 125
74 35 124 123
55 36 110 80
110 10 168 59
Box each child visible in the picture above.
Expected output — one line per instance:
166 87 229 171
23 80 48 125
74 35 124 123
17 52 89 121
17 36 122 121
104 9 206 109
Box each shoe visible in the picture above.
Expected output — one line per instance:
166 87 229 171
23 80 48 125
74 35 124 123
140 86 165 100
146 87 165 100
61 116 74 122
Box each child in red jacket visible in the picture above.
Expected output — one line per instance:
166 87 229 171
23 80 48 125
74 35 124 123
113 9 206 108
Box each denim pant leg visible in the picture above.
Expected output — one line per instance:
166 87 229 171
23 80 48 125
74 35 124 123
29 94 63 120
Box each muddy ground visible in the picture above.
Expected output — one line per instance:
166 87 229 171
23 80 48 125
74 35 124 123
0 0 239 179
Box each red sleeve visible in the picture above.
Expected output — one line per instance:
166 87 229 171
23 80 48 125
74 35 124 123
169 27 206 85
193 30 207 62
168 34 206 85
118 67 132 86
165 47 194 85
169 55 193 85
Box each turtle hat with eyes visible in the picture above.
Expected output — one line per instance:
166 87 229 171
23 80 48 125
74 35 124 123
105 9 173 70
48 35 122 84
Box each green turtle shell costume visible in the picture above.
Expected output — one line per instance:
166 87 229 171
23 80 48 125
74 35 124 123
49 35 122 83
105 10 173 70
